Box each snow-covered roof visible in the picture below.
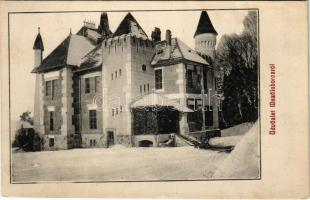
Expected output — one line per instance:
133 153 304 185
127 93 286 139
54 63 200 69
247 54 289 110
113 13 148 40
20 121 33 129
131 92 193 112
67 35 96 66
79 43 102 70
76 26 101 44
151 38 209 66
33 34 95 73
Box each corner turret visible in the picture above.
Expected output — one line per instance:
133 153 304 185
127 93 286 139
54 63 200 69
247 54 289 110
194 11 217 58
33 27 44 135
33 27 44 68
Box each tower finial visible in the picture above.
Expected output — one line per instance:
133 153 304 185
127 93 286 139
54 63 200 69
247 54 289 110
33 27 44 50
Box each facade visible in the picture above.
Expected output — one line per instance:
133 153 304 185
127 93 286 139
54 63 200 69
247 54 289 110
32 11 220 150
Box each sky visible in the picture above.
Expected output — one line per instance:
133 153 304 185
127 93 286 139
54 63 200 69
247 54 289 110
9 10 249 120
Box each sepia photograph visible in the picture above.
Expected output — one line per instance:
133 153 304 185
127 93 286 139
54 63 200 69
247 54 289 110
9 9 260 183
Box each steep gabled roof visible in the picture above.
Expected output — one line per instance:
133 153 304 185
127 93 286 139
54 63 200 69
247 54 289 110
33 33 44 50
32 34 95 73
113 12 148 39
151 38 209 66
194 11 218 37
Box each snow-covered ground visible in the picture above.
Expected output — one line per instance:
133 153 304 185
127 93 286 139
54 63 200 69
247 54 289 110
12 122 259 183
212 122 260 179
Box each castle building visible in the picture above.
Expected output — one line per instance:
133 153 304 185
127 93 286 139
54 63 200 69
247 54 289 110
32 11 220 150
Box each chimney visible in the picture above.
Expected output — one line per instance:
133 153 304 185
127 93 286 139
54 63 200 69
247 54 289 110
166 29 172 45
83 20 96 29
151 27 161 42
165 29 172 58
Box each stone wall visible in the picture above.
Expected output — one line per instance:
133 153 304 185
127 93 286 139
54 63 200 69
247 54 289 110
42 68 77 150
102 35 155 147
60 67 75 149
79 71 104 147
42 71 63 150
132 134 172 147
81 133 106 148
158 65 179 94
43 134 67 151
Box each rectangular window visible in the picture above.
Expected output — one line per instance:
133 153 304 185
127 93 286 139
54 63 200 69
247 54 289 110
187 69 193 88
115 71 117 78
112 108 114 116
187 98 196 110
49 111 54 131
95 76 100 93
140 85 142 94
205 106 213 126
147 83 150 92
111 73 113 80
72 115 75 125
155 69 163 90
120 105 122 113
203 69 208 91
85 78 90 94
116 108 118 115
45 81 51 96
49 138 54 147
143 84 146 92
51 80 56 98
119 69 122 76
89 110 97 129
90 139 96 147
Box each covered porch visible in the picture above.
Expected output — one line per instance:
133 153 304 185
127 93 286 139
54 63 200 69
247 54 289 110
130 93 193 147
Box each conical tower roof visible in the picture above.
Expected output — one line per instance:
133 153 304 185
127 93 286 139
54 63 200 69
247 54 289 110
194 11 218 37
33 28 44 50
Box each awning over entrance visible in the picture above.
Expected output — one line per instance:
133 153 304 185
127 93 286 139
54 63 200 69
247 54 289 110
131 93 193 112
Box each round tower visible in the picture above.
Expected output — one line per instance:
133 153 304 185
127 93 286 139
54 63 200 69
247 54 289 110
194 11 218 58
33 27 44 134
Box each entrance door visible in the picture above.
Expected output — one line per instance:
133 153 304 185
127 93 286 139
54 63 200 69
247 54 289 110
107 131 114 147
